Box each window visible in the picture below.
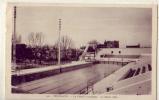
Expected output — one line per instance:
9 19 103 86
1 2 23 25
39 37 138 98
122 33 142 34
106 86 113 92
134 68 141 76
148 64 152 71
104 54 107 58
100 55 103 58
142 66 146 73
119 51 121 54
123 69 136 79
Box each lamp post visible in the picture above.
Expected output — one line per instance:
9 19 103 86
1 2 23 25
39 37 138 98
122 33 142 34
13 6 16 70
58 19 62 73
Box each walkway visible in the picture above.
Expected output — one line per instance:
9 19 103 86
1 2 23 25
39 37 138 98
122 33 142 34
12 61 91 76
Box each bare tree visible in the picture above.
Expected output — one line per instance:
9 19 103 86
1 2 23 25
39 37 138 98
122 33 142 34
12 34 22 44
35 32 44 46
28 32 44 47
28 32 35 46
88 40 99 49
61 35 74 50
54 35 74 60
88 40 99 45
61 35 74 60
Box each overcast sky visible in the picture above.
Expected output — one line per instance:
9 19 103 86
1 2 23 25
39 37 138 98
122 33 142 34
15 6 152 48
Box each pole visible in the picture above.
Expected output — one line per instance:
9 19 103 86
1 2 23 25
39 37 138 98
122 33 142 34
13 6 17 73
13 6 16 41
58 19 62 72
122 57 123 66
13 6 21 88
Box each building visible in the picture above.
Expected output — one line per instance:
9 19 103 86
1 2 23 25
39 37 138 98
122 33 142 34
97 40 119 48
126 44 140 48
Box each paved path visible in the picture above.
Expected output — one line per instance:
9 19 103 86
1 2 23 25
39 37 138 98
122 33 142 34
12 61 91 76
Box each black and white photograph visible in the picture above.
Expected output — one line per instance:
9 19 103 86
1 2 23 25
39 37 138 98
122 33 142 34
7 4 156 96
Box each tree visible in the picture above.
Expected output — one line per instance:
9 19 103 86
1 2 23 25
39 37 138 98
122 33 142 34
80 46 86 50
88 40 99 45
61 35 74 50
12 33 21 44
28 32 44 47
61 35 74 60
55 35 74 61
28 32 35 46
88 40 99 50
27 32 44 64
35 32 44 46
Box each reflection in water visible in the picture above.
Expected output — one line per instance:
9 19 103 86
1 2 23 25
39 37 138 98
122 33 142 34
73 64 122 94
49 63 122 94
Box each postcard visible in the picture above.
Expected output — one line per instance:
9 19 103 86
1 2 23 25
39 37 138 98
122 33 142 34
5 3 157 100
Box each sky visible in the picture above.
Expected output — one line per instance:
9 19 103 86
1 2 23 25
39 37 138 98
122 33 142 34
15 6 152 48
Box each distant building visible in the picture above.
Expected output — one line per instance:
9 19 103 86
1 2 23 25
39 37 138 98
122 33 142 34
97 40 119 48
80 40 119 61
13 43 27 62
126 44 140 48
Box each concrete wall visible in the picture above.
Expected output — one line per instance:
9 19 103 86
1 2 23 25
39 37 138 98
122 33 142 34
92 57 151 94
12 62 92 85
107 79 151 95
96 48 151 60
